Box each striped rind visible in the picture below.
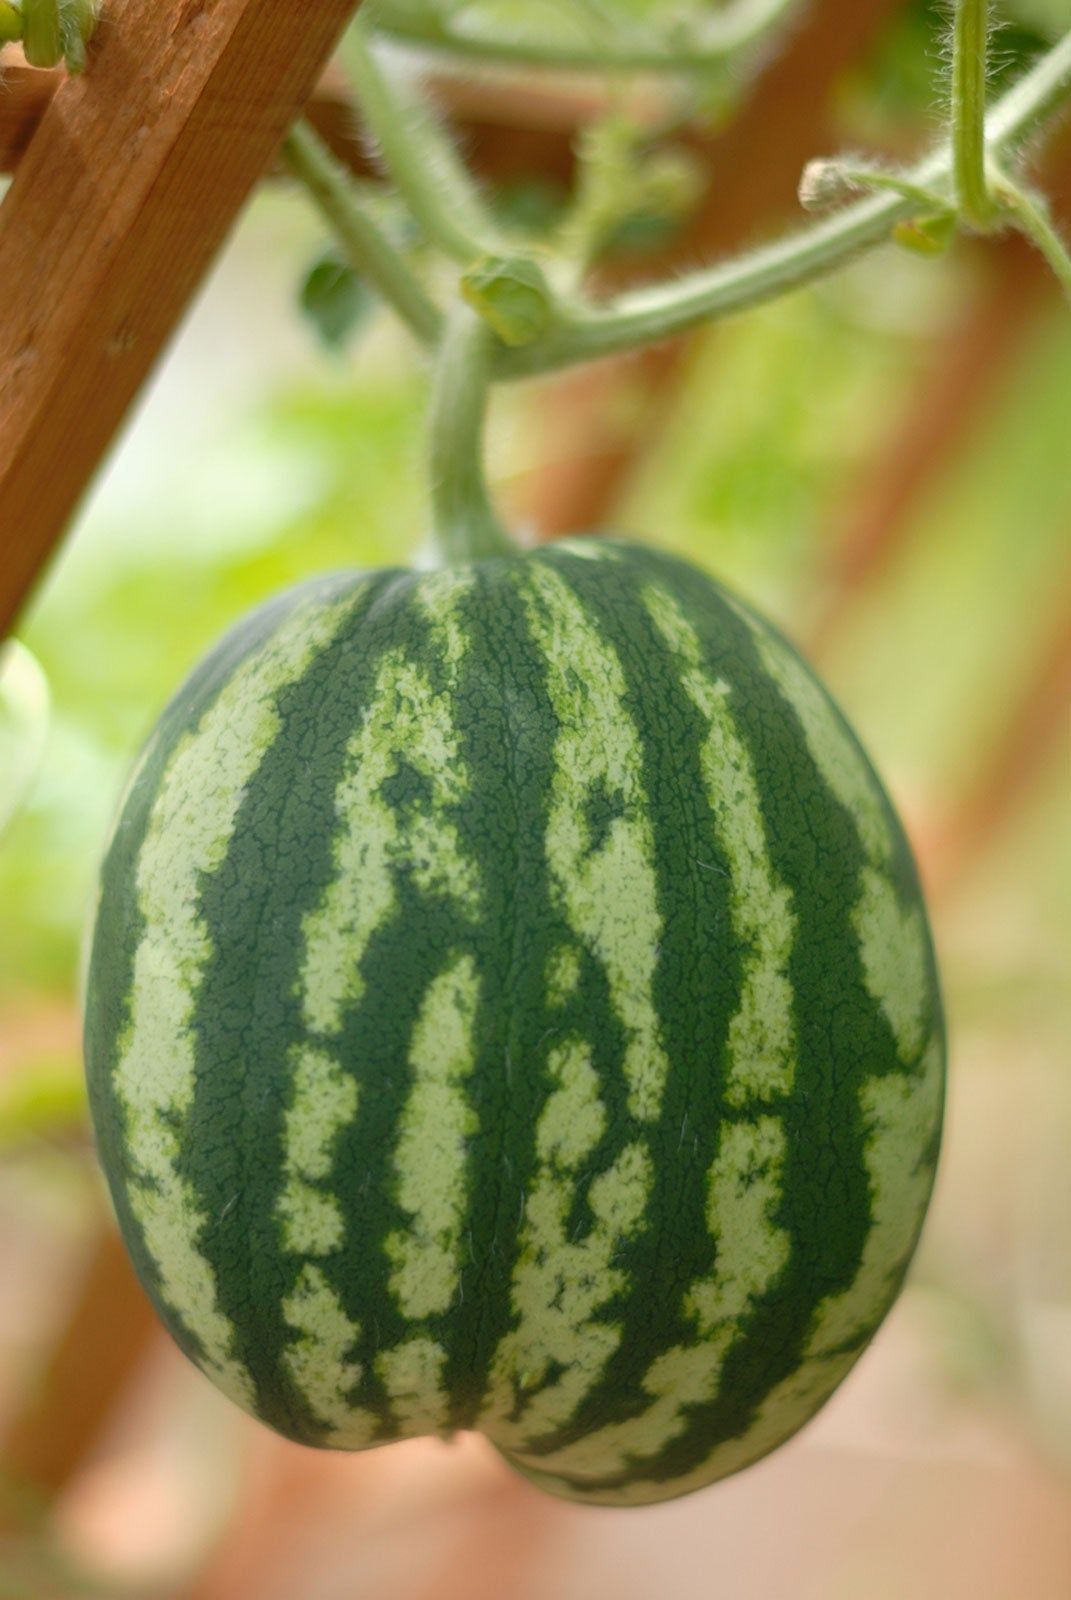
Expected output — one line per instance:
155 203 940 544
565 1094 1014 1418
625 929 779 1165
84 538 945 1507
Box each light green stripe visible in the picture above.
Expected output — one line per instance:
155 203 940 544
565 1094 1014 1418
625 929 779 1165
503 1115 789 1481
521 561 669 1123
481 561 671 1442
282 1264 375 1447
481 1038 651 1446
645 584 797 1105
723 592 894 867
549 538 622 563
807 1040 942 1356
299 570 480 1038
725 594 931 1068
277 1047 358 1256
852 867 930 1064
384 952 481 1320
584 1039 943 1506
113 592 359 1412
281 571 481 1441
545 943 582 1007
377 1337 452 1437
519 583 798 1485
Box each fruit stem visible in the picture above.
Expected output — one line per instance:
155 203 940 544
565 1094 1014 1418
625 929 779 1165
429 308 516 564
952 0 996 230
281 121 443 348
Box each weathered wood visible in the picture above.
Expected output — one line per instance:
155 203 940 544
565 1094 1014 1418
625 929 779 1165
0 1 361 638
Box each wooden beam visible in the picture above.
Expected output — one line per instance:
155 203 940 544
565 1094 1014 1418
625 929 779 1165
0 56 590 179
0 0 361 639
0 1225 158 1517
0 59 60 172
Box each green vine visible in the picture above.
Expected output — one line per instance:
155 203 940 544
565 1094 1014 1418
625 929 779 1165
364 0 798 75
2 0 100 72
280 8 1071 561
952 0 996 230
281 122 443 348
340 21 504 264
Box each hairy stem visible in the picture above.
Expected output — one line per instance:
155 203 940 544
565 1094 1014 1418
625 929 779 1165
430 309 516 562
995 175 1071 298
952 0 995 228
341 21 502 264
367 0 798 73
498 28 1071 379
282 122 443 347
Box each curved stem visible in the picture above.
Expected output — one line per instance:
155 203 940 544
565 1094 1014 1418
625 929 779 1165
952 0 995 228
282 122 443 347
368 0 798 73
498 28 1071 379
994 175 1071 298
341 21 502 264
430 309 516 563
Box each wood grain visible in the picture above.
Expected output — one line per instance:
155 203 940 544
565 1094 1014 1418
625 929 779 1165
0 0 360 638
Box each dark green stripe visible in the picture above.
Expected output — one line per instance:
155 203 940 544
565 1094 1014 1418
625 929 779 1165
510 544 742 1454
84 575 364 1387
179 568 409 1443
436 560 575 1425
527 540 934 1493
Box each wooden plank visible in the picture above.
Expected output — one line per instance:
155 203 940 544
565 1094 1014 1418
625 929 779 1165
0 0 361 639
0 60 60 172
0 56 589 178
0 1225 158 1518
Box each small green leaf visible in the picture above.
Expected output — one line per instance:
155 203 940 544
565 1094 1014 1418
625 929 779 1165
460 255 555 348
892 210 958 257
299 250 375 352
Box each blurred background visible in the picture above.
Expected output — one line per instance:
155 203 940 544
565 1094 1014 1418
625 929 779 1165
1 0 1069 1594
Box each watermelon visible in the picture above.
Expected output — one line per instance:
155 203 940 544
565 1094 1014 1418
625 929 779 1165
83 538 944 1507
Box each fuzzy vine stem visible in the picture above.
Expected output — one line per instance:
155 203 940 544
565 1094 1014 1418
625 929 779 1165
952 0 996 229
429 308 516 562
340 20 503 264
365 0 799 74
493 27 1071 379
281 122 443 347
992 173 1071 296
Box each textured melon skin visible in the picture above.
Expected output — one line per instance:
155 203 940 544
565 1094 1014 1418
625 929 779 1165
84 538 944 1507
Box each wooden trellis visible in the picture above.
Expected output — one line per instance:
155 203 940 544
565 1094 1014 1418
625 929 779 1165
0 0 362 638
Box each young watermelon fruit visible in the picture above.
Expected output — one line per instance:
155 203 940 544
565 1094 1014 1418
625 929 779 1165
83 539 944 1507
